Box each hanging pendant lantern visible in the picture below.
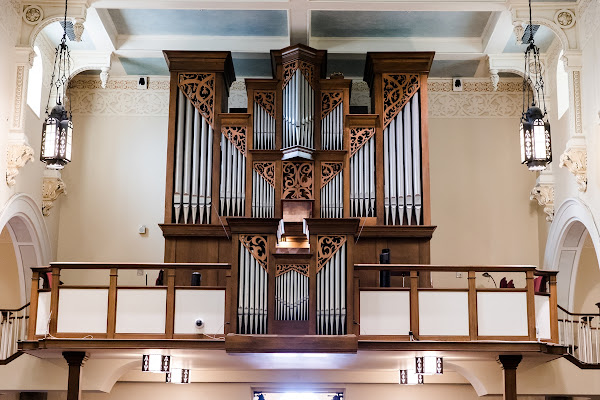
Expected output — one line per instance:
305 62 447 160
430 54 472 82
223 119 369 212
519 0 552 171
41 0 73 170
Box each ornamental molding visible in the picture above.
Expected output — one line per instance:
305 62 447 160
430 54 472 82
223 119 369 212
42 171 66 216
554 9 575 29
22 5 43 25
559 145 587 192
6 140 34 187
530 183 554 222
240 235 268 271
429 92 522 118
21 1 88 48
510 4 578 51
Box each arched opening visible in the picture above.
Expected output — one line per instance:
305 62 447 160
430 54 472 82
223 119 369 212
0 225 23 309
572 231 600 313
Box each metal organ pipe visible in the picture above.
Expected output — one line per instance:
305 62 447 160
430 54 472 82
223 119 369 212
237 244 268 334
350 138 375 218
172 89 213 224
321 103 343 150
283 70 314 149
219 131 245 217
252 170 274 218
254 102 275 150
317 244 346 335
320 172 343 218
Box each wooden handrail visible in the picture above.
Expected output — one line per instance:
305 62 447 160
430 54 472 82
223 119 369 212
558 304 600 317
354 264 542 273
46 262 231 270
0 303 30 313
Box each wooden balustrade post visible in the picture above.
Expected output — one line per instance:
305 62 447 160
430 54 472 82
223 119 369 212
28 270 40 340
410 270 419 338
353 274 360 336
225 271 232 334
166 268 176 338
49 267 60 336
498 355 522 400
63 351 88 400
468 271 478 340
549 274 559 343
526 270 536 340
107 268 118 338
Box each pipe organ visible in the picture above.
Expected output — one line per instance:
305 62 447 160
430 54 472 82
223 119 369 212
162 47 435 336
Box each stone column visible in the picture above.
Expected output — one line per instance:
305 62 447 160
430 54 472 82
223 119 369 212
498 354 522 400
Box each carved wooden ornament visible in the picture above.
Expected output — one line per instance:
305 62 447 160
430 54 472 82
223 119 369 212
254 91 276 118
321 162 343 188
321 91 343 119
178 73 215 128
383 74 420 129
222 126 246 155
283 60 315 89
276 264 309 278
282 162 313 200
317 235 347 273
350 128 375 157
240 235 268 271
253 162 275 188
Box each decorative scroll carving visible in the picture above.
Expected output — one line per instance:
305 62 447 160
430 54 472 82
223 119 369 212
317 235 347 273
6 142 34 187
383 74 420 129
350 127 375 157
282 162 313 200
276 264 309 278
321 162 343 188
283 60 315 89
222 126 246 155
254 91 276 118
254 162 275 187
177 73 215 128
321 91 343 119
560 147 587 192
42 174 67 216
530 183 554 222
240 235 268 271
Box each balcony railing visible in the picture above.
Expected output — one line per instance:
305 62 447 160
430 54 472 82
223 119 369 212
558 306 600 364
1 303 29 359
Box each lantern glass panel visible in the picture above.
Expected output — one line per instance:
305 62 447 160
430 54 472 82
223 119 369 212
66 120 73 161
399 370 423 385
42 118 58 159
533 119 547 160
519 123 525 163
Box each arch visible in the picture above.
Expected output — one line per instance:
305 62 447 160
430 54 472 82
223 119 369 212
0 194 51 305
544 198 600 309
529 16 572 52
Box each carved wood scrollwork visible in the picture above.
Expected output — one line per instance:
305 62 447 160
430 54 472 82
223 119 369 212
254 91 276 118
177 73 215 128
282 161 313 200
317 235 347 273
383 74 420 130
253 162 275 188
222 126 246 155
240 235 268 271
276 264 309 278
350 127 375 157
283 60 315 89
321 162 343 188
321 91 343 119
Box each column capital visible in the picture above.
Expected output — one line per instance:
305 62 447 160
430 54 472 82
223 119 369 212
63 351 88 367
498 354 523 370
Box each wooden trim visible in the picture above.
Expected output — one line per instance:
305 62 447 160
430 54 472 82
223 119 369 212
477 335 531 341
164 72 178 224
174 286 227 290
418 335 471 341
418 288 469 292
113 333 169 339
224 271 232 334
165 268 176 338
230 234 240 334
526 270 536 341
476 288 528 292
353 275 360 336
409 270 419 338
172 334 225 340
160 224 231 238
53 333 109 339
225 334 358 353
354 264 538 273
346 234 354 335
355 225 436 238
59 285 110 290
115 286 166 290
107 268 117 339
28 271 40 340
360 287 411 291
420 73 431 225
549 274 559 343
468 271 477 340
49 267 60 336
50 262 231 270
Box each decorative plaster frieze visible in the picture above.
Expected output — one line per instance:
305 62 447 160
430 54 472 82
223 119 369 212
42 170 66 216
229 80 247 110
489 69 499 92
559 144 587 192
530 183 554 222
12 65 25 131
100 67 110 89
6 141 34 187
510 3 579 51
571 70 582 135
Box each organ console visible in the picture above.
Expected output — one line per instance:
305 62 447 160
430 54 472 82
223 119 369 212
160 45 436 336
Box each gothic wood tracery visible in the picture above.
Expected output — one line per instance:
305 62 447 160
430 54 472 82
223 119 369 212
283 60 315 89
382 74 420 129
321 162 343 188
222 126 246 155
177 73 215 128
350 127 376 157
240 235 268 271
321 91 343 119
254 91 276 118
253 162 275 187
317 235 347 273
282 161 314 200
276 264 309 278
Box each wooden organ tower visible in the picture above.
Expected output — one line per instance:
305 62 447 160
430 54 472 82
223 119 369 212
160 45 436 336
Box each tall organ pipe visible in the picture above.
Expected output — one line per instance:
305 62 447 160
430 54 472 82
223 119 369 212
283 70 314 149
219 134 245 217
321 103 343 150
321 172 343 218
317 244 346 335
254 102 275 150
237 244 268 334
350 138 375 218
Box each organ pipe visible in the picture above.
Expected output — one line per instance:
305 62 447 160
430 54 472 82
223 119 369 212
321 172 343 218
350 137 375 218
237 243 268 334
317 243 346 335
253 102 275 150
283 70 314 149
321 102 343 150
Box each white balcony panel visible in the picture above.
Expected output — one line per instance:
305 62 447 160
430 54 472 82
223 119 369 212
419 291 469 336
35 291 51 336
174 289 225 334
477 292 528 337
535 295 551 340
116 289 166 334
360 291 410 335
57 289 108 333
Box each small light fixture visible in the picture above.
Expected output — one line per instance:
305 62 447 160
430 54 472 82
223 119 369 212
141 354 170 373
415 356 443 375
166 368 190 384
399 369 424 385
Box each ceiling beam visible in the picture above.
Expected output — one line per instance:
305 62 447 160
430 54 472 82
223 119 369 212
310 37 483 54
482 10 514 54
116 35 290 54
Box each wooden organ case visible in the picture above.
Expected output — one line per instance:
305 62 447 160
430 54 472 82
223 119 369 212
160 45 436 336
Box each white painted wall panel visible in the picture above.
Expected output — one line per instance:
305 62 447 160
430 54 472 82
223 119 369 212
360 291 410 335
57 289 108 333
477 292 528 337
116 289 166 334
35 291 51 336
535 295 551 340
174 290 225 334
419 291 469 336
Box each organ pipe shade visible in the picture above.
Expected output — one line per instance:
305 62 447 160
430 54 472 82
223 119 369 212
166 368 190 384
519 106 551 171
41 103 73 169
142 354 170 373
415 356 443 375
399 370 424 385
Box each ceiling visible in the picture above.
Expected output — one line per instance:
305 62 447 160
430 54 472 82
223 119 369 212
38 0 568 79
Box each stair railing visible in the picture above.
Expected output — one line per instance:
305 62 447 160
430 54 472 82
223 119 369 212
0 303 29 360
558 305 600 364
